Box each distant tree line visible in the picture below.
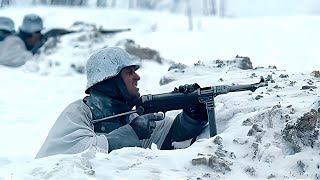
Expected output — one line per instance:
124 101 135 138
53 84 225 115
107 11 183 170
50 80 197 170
0 0 226 17
37 0 88 6
0 0 89 6
0 0 10 7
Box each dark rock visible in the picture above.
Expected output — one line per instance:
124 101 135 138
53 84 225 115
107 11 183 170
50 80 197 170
268 174 276 179
215 150 226 157
279 74 289 78
70 63 85 74
191 157 207 166
213 136 223 145
266 75 273 81
159 76 175 86
273 85 283 89
230 152 236 159
251 142 259 159
168 63 188 71
311 70 320 77
208 155 233 174
268 65 277 69
194 60 205 66
242 118 253 126
245 166 256 176
250 73 257 78
307 79 314 85
255 95 264 100
213 55 253 70
233 138 249 145
282 109 319 153
116 39 163 64
289 81 297 86
235 55 253 70
297 160 306 175
301 85 317 90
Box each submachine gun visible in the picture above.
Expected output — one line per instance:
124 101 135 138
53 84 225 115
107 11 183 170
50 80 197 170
92 77 269 137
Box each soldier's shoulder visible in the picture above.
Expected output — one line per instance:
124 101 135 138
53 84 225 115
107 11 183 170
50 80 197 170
3 35 24 44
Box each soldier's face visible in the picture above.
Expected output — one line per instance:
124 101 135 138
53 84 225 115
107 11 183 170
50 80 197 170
120 66 141 99
26 32 42 49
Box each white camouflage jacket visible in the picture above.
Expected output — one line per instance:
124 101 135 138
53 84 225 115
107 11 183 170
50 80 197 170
0 35 33 67
35 99 175 158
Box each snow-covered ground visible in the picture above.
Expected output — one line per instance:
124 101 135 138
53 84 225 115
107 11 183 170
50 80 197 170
0 6 320 180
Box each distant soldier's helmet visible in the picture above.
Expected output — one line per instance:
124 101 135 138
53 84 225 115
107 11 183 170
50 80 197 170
0 16 15 32
19 14 43 33
85 47 140 94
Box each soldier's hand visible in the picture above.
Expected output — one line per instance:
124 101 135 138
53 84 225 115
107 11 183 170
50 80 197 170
183 102 208 121
174 83 200 94
174 83 208 121
130 113 164 140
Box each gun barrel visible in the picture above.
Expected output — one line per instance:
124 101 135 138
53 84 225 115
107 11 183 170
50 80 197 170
212 79 268 96
227 84 257 92
99 28 131 34
231 79 268 91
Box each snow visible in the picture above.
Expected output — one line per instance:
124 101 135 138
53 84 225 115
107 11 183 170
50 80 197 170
0 5 320 180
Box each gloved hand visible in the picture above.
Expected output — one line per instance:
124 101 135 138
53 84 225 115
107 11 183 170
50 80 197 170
173 83 200 94
130 113 164 140
175 83 208 121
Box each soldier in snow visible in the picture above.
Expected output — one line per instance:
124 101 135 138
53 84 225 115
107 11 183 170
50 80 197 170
36 47 208 158
0 14 44 67
0 16 15 41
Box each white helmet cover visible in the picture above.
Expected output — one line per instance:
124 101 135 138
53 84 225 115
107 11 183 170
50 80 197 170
85 47 140 94
19 14 43 33
0 16 15 32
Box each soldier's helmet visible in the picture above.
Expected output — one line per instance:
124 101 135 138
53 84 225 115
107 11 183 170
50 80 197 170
19 14 43 33
0 16 15 32
85 47 140 94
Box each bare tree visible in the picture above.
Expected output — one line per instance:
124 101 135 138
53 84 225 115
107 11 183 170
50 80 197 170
0 0 11 7
136 0 156 9
129 0 135 9
202 0 216 16
202 0 209 15
73 0 87 6
50 0 87 6
217 0 226 17
186 0 193 31
50 0 66 5
97 0 107 7
210 0 216 15
40 0 49 4
170 0 180 13
111 0 116 8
